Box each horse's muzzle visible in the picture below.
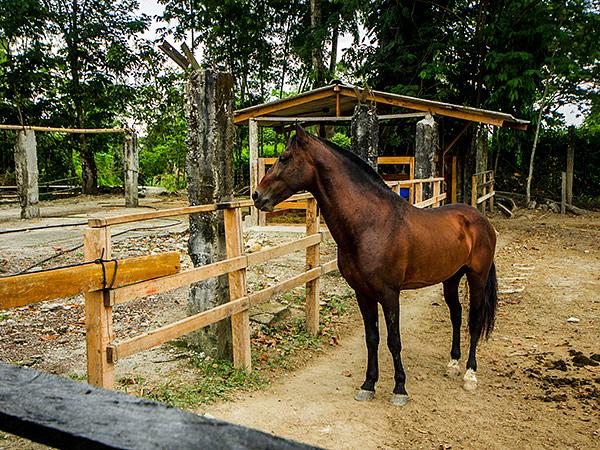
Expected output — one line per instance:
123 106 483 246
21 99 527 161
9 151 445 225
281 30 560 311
252 190 274 212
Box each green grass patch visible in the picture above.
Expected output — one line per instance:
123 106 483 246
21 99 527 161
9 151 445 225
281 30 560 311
145 358 266 408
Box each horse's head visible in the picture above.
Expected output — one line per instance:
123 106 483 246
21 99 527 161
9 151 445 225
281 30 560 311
253 125 315 212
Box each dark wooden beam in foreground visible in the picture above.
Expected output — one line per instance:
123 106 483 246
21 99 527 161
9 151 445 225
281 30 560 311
0 362 320 450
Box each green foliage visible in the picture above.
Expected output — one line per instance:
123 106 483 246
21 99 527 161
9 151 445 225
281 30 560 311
330 132 351 149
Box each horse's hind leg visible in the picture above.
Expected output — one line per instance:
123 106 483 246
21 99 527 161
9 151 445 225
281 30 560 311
355 292 379 401
443 269 464 377
464 271 486 391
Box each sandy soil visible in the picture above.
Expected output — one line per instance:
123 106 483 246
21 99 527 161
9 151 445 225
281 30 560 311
1 196 599 449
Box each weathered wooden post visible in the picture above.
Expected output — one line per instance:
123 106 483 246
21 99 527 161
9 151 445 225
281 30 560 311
83 226 115 388
471 175 478 209
14 130 40 219
305 197 320 336
185 69 235 360
415 114 439 199
123 132 139 207
351 104 378 171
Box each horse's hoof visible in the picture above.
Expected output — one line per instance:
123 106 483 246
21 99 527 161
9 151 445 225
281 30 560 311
390 394 409 406
463 368 477 391
354 389 375 401
446 359 461 377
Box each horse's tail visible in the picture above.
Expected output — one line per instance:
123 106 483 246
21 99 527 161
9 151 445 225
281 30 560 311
479 261 498 340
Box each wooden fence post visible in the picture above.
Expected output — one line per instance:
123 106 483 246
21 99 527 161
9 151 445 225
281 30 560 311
414 182 423 205
223 207 251 371
83 227 115 389
249 119 259 226
481 172 487 214
489 172 495 212
471 175 477 209
433 180 441 207
305 198 320 336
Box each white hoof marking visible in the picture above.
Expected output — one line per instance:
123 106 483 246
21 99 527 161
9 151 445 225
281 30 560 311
463 368 478 391
354 389 375 401
446 359 461 377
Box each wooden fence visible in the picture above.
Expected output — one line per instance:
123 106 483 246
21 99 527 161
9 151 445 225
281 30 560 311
1 180 446 390
471 170 495 212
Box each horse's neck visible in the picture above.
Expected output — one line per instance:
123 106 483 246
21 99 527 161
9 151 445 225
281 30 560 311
307 147 397 249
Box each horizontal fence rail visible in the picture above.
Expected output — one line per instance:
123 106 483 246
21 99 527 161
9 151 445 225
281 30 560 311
471 170 495 212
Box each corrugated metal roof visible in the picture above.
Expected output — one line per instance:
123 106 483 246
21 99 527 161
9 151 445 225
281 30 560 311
234 82 529 129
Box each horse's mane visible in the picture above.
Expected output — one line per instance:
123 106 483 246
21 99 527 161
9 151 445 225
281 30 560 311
293 133 391 191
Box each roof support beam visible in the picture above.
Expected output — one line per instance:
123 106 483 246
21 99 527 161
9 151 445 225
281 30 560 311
338 87 506 128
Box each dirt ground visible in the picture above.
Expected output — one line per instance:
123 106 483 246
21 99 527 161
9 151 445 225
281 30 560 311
1 195 599 449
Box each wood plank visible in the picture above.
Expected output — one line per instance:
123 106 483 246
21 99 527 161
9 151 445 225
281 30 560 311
258 157 267 226
305 198 320 336
275 201 307 210
0 362 316 450
471 175 478 208
246 234 321 266
321 259 338 274
415 193 447 209
0 253 180 309
83 227 114 389
88 200 254 227
476 191 495 204
0 124 131 134
111 298 250 361
158 41 189 70
109 256 247 305
180 43 200 70
377 156 414 165
248 268 321 307
224 208 251 371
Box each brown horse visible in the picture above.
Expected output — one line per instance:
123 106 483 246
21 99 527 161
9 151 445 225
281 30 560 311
253 126 497 406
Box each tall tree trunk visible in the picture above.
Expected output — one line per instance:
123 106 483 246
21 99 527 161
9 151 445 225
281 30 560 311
329 21 339 77
310 0 325 87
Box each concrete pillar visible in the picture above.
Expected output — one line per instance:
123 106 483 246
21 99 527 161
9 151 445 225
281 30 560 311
185 69 235 360
415 114 439 198
14 130 40 219
351 104 378 171
123 132 139 207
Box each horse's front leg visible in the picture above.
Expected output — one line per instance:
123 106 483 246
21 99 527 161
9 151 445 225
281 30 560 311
381 290 409 406
355 292 379 401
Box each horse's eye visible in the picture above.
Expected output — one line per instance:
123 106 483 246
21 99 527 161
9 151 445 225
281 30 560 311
279 154 289 163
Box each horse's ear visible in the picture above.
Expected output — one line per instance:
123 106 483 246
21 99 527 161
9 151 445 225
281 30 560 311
295 124 309 145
